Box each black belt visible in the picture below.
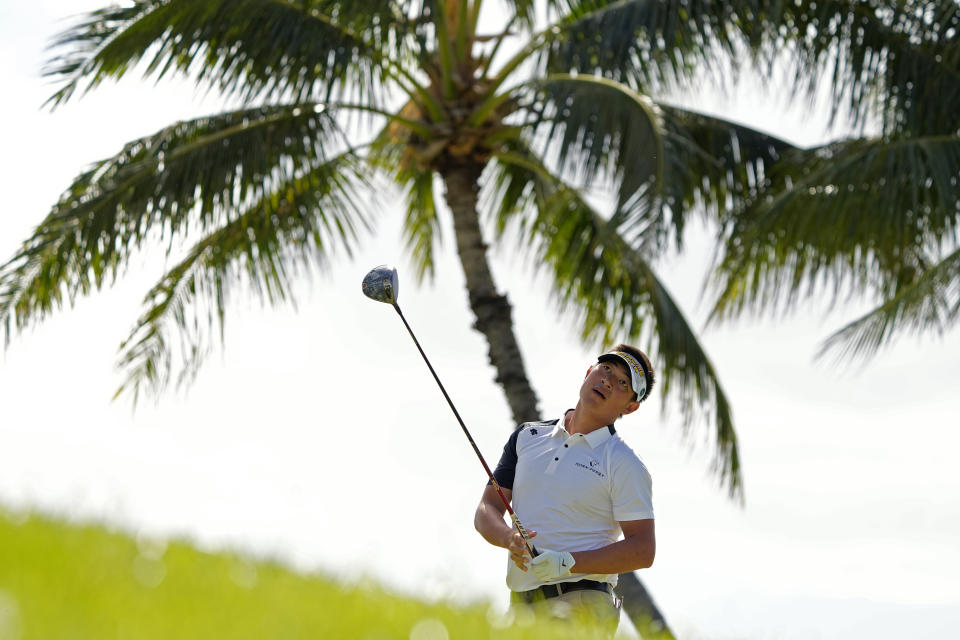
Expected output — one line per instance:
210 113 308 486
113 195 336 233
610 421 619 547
514 579 612 603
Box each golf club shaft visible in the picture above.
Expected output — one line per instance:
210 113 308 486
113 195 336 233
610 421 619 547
392 303 537 557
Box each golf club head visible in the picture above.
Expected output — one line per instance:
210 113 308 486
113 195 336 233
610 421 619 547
361 265 399 305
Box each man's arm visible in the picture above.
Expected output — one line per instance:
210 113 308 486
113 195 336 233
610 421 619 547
569 519 655 574
474 484 535 570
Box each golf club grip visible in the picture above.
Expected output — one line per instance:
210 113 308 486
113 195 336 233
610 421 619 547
490 478 538 558
507 511 540 557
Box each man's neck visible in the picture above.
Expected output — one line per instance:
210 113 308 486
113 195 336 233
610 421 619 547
564 404 614 435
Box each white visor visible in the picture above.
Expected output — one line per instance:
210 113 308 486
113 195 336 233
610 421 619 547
597 350 648 401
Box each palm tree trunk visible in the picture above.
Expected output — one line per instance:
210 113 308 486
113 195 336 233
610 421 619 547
440 161 673 637
440 162 540 425
615 571 676 638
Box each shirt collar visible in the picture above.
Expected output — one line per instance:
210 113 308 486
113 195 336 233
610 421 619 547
554 411 617 449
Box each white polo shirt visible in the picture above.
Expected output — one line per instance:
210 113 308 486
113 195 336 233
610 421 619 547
491 413 654 592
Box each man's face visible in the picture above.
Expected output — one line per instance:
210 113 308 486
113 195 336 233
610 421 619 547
580 360 640 419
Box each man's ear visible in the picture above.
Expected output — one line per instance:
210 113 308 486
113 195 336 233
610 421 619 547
621 400 641 416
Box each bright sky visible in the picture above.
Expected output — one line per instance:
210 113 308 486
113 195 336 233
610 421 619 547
1 3 959 639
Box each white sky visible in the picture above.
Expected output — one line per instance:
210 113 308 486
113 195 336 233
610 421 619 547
1 3 959 640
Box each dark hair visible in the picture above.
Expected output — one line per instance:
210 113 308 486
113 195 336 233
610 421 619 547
610 343 655 403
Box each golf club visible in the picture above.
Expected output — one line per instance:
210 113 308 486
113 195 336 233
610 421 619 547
361 265 538 557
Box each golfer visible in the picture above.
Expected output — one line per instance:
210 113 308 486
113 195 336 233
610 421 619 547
474 344 656 633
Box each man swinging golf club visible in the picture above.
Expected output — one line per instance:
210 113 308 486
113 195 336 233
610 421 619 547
474 345 656 634
361 266 654 633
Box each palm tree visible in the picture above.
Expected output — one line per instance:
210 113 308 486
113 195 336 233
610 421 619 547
710 1 960 364
5 1 896 635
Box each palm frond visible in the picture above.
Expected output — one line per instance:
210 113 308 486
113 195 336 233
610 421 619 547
111 152 372 403
367 100 441 283
484 143 546 238
538 2 960 138
44 0 414 108
517 74 663 221
772 0 960 136
488 147 743 498
499 0 536 31
538 0 766 91
656 104 797 245
512 78 797 255
0 103 351 340
400 169 441 283
817 245 960 363
711 133 960 321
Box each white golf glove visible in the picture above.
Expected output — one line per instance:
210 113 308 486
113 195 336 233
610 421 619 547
530 549 576 581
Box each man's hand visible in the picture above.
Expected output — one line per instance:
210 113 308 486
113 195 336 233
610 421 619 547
530 549 575 581
505 529 537 570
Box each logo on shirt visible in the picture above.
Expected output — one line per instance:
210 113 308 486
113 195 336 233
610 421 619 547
575 458 605 478
529 428 538 435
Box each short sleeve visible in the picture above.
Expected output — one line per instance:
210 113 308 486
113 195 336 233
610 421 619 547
610 451 654 521
489 426 522 490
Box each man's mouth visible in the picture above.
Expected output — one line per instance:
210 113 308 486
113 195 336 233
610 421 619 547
593 388 606 400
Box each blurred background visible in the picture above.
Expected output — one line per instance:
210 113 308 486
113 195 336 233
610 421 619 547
1 2 958 639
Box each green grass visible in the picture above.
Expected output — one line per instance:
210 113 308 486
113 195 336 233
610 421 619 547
0 507 607 639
